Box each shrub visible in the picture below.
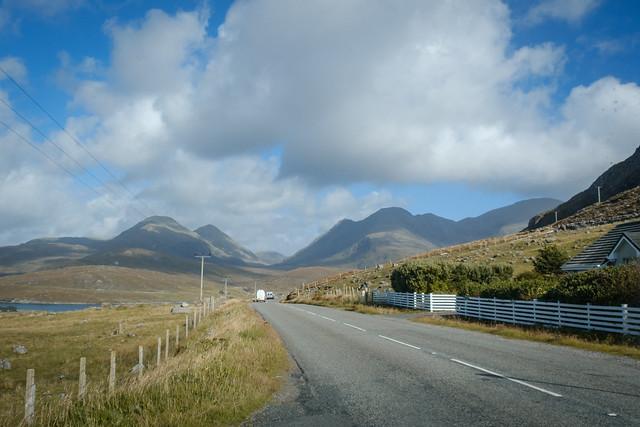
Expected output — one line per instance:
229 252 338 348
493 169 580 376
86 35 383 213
533 244 569 275
390 262 513 293
479 277 557 300
544 263 640 306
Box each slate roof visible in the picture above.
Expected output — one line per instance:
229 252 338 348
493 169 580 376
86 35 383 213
620 232 640 250
561 221 640 272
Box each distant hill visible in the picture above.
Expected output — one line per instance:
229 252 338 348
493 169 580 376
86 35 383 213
195 224 260 264
255 251 286 265
0 216 261 274
527 146 640 230
279 198 560 268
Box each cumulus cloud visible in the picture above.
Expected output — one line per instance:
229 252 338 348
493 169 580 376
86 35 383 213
525 0 600 25
2 0 640 254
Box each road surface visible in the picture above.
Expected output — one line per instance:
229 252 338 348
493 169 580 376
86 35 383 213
251 302 640 426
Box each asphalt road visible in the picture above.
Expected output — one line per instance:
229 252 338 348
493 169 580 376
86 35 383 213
251 302 640 426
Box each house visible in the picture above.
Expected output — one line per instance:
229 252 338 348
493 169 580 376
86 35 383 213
561 221 640 272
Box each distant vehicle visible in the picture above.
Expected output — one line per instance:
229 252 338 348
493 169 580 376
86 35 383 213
256 289 266 302
266 291 274 300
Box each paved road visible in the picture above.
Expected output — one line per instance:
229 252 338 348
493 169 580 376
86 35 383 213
251 302 640 426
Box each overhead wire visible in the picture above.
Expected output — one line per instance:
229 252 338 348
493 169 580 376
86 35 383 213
0 65 155 217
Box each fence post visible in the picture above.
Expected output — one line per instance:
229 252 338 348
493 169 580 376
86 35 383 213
212 296 215 311
185 315 189 339
511 300 515 324
24 368 35 426
156 337 161 367
138 346 144 379
78 357 86 400
587 303 591 329
557 300 562 327
413 292 417 310
118 321 123 335
176 324 180 348
533 299 537 323
109 351 116 393
622 304 629 334
493 297 497 322
429 293 434 312
165 329 169 360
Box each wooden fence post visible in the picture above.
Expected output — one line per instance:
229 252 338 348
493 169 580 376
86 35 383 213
622 304 629 334
109 351 116 393
24 369 35 426
138 346 144 379
118 321 123 335
156 337 161 367
185 315 189 339
78 357 86 400
587 303 591 329
165 329 169 360
176 324 180 348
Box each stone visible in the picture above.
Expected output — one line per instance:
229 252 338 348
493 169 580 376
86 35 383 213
12 345 27 354
0 359 11 370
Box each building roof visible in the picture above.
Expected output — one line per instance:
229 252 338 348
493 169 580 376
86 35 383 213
618 232 640 252
561 221 640 272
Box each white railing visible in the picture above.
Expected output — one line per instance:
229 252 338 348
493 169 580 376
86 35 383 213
372 291 640 336
372 291 456 312
455 296 640 336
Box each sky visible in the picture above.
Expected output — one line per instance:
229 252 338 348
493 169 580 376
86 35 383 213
0 0 639 255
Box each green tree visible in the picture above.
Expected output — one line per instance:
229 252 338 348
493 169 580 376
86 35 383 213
533 244 569 275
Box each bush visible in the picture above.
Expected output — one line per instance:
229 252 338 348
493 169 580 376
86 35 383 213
533 244 569 275
390 262 513 293
544 263 640 306
479 277 557 300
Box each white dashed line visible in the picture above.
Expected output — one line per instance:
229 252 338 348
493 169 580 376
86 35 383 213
378 335 421 350
450 359 562 398
319 315 336 322
343 323 366 332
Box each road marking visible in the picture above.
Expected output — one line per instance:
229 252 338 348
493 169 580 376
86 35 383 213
305 310 318 316
378 335 421 350
450 359 562 398
319 315 336 322
343 323 366 332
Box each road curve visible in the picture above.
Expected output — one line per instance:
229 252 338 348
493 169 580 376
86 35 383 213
251 302 640 426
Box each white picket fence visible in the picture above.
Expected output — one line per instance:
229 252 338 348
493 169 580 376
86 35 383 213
371 291 640 336
372 291 456 312
456 296 640 336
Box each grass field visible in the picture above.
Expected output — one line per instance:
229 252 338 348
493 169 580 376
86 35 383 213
0 300 288 426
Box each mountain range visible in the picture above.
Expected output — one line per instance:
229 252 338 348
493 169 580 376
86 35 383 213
278 198 561 268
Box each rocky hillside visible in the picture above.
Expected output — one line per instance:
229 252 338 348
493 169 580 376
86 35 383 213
528 146 640 229
552 186 640 230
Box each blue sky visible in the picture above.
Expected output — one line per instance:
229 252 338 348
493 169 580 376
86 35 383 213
0 0 639 253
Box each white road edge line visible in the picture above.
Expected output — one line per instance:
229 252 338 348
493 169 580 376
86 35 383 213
343 323 366 332
320 315 336 322
450 358 562 398
378 335 421 350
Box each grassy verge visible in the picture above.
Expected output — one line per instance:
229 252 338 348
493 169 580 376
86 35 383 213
414 315 640 360
285 294 407 315
1 300 288 426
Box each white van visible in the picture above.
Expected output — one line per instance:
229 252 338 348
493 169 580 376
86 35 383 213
256 289 266 302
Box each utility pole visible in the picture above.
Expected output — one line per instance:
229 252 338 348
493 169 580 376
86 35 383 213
224 278 228 300
194 255 211 302
554 211 558 223
597 186 602 203
254 281 257 299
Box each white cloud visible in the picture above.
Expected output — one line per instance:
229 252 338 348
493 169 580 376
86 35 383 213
2 0 640 254
0 56 27 83
3 0 84 17
525 0 600 25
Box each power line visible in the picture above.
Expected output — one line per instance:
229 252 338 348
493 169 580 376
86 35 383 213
0 118 111 202
0 97 147 218
0 65 155 216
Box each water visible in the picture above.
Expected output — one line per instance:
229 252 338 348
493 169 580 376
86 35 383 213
0 303 100 313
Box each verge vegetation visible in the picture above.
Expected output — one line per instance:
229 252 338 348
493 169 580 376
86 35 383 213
0 301 287 426
415 315 640 360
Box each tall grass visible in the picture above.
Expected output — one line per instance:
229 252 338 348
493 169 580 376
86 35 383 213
2 301 288 426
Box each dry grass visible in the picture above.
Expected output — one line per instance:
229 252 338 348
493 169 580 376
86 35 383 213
286 294 406 315
0 266 248 303
414 315 640 360
0 300 288 426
